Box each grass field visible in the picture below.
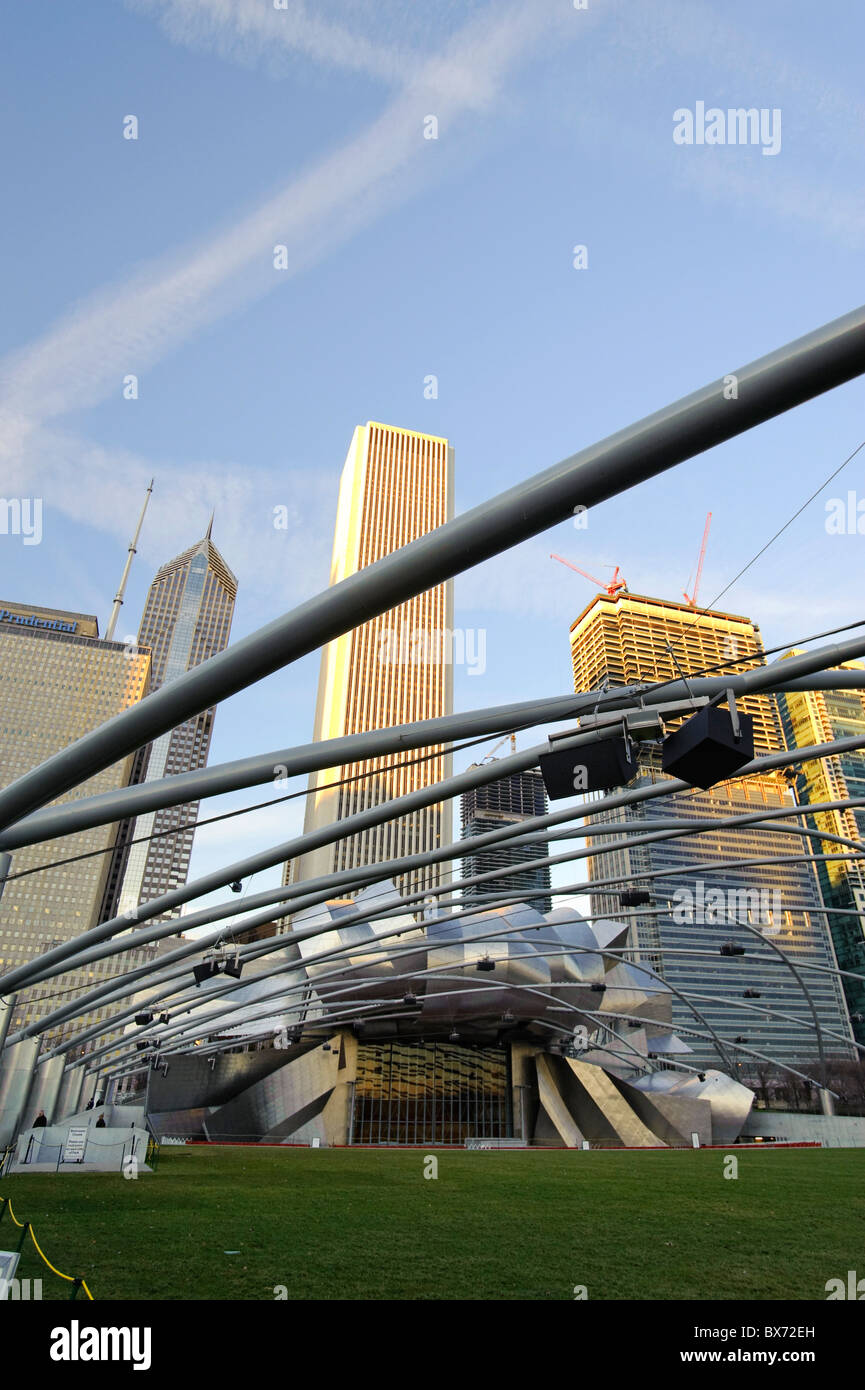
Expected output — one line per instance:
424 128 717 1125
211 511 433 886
1 1145 862 1301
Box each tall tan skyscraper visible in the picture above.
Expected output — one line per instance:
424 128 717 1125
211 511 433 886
284 422 454 909
568 590 852 1064
569 591 783 754
0 601 152 1043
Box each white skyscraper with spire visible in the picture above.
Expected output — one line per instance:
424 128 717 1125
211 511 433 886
102 519 237 923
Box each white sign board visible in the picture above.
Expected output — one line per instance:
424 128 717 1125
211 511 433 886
64 1126 89 1164
0 1252 20 1298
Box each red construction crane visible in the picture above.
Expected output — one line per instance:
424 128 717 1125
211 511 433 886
682 512 712 609
550 553 628 597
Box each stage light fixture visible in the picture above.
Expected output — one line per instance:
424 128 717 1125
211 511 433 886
540 731 637 799
619 889 652 907
661 697 754 789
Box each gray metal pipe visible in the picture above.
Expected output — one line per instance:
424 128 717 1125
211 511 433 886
37 843 853 1060
8 750 865 1045
0 741 551 994
20 825 864 1066
4 302 865 834
3 635 864 852
4 704 864 1003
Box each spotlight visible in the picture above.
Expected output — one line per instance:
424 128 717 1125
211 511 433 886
619 889 651 907
697 1072 707 1082
403 992 418 1006
134 1012 153 1026
223 955 243 979
590 982 606 993
501 1010 516 1023
733 1036 749 1044
322 1042 331 1052
540 732 637 799
448 1029 459 1042
476 956 495 972
742 989 762 999
230 881 243 893
661 701 754 788
193 961 220 985
159 1013 170 1025
720 943 746 957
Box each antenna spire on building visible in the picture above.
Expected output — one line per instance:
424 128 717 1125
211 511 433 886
105 479 154 642
205 511 214 541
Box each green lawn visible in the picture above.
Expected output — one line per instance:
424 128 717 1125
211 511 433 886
1 1146 862 1301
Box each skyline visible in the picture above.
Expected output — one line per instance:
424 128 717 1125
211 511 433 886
2 0 865 922
4 3 865 1331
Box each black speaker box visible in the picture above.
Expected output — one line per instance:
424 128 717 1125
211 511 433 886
661 706 754 788
539 736 637 799
620 889 652 907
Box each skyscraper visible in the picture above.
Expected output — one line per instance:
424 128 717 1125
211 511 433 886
284 422 454 907
779 656 865 1044
0 601 152 1042
460 763 552 914
101 525 237 923
569 591 853 1066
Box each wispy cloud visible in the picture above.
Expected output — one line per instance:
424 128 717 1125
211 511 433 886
0 1 585 612
127 0 413 83
0 1 569 457
0 422 337 610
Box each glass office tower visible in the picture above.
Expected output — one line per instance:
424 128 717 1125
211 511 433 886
101 525 237 924
569 591 854 1066
780 656 865 1045
460 764 552 914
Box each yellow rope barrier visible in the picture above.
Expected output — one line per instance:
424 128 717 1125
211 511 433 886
1 1196 95 1299
5 1198 24 1227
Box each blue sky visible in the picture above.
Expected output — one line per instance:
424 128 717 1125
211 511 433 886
2 0 864 924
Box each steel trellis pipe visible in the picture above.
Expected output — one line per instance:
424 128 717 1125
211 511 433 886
3 640 864 852
3 725 862 1000
4 303 865 833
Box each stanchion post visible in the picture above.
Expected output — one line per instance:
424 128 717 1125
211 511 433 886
0 855 14 1056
